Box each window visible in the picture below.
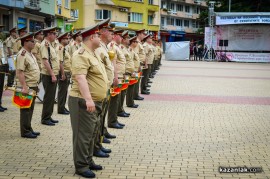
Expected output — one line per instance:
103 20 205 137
148 0 153 5
176 4 183 11
128 13 143 23
65 0 69 8
148 15 153 25
29 20 44 32
135 0 143 2
3 15 9 31
184 20 189 27
161 1 166 8
95 10 111 20
57 0 62 5
176 19 182 26
170 3 175 11
161 17 165 26
167 18 174 25
185 6 190 13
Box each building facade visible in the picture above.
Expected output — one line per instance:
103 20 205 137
0 0 55 33
71 0 160 36
55 0 73 32
160 0 207 42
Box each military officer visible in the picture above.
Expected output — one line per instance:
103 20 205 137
92 18 117 158
40 27 60 126
134 29 147 97
158 40 163 66
0 24 8 112
107 29 126 129
118 31 135 113
69 24 108 178
69 31 82 56
57 32 71 115
15 33 40 138
125 36 140 108
142 34 154 94
32 29 43 70
5 27 19 87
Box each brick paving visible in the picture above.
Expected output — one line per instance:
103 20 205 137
0 60 270 179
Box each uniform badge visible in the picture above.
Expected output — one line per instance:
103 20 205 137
59 46 62 50
45 41 49 47
21 50 26 56
79 48 85 54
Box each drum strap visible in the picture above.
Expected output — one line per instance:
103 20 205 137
47 47 53 69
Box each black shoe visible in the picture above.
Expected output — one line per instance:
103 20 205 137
118 122 125 127
108 123 123 129
7 83 13 87
32 131 40 136
50 118 59 123
41 120 55 126
58 111 70 115
102 137 111 144
146 84 151 88
104 132 116 139
148 80 153 83
127 104 139 108
141 90 150 95
124 112 130 116
117 112 129 117
89 163 103 170
64 108 70 112
134 96 144 100
149 76 154 79
22 133 37 139
75 170 95 178
93 150 110 158
0 106 7 110
101 146 111 153
0 108 4 112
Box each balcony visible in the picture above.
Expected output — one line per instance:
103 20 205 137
23 0 41 11
97 0 115 5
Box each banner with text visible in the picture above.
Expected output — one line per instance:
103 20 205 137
218 52 270 63
216 15 270 25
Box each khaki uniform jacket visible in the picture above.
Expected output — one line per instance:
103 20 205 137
130 48 140 72
134 39 146 64
5 36 19 56
143 42 155 65
40 38 60 75
120 44 134 74
31 39 42 70
95 41 114 86
69 43 108 102
57 44 72 72
107 41 126 78
0 41 5 65
154 45 159 61
16 47 40 87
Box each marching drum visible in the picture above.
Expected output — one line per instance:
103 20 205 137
37 82 58 103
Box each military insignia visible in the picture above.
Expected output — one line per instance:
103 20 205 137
110 42 114 48
121 45 124 49
79 48 85 54
59 46 62 50
21 50 26 56
45 41 49 47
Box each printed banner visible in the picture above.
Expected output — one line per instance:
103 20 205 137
217 52 270 63
216 15 270 25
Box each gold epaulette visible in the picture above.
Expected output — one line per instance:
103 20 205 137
45 41 49 47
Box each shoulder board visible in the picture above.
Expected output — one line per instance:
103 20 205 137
110 42 114 48
45 41 49 47
59 46 62 50
74 42 77 45
121 45 124 49
21 50 26 56
115 43 119 47
79 48 85 54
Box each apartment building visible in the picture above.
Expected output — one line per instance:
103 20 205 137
160 0 207 42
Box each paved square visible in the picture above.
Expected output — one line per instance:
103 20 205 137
0 60 270 178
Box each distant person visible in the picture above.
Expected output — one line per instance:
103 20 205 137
193 44 198 61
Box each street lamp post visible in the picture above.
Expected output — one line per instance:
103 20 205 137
208 1 216 61
229 0 231 12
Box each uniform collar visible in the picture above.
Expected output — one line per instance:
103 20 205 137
81 43 95 56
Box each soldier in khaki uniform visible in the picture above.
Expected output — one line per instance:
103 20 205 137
0 24 8 112
68 24 108 178
117 31 132 116
134 29 148 96
126 36 140 108
107 29 126 129
69 31 82 56
32 30 43 70
142 34 154 94
40 27 60 126
15 33 40 138
158 40 163 66
5 27 18 87
92 19 116 158
57 32 71 115
151 39 158 78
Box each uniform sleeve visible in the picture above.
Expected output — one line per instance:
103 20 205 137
144 44 149 55
16 54 26 71
32 43 39 54
6 38 12 48
71 54 90 75
58 47 63 62
40 44 49 60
